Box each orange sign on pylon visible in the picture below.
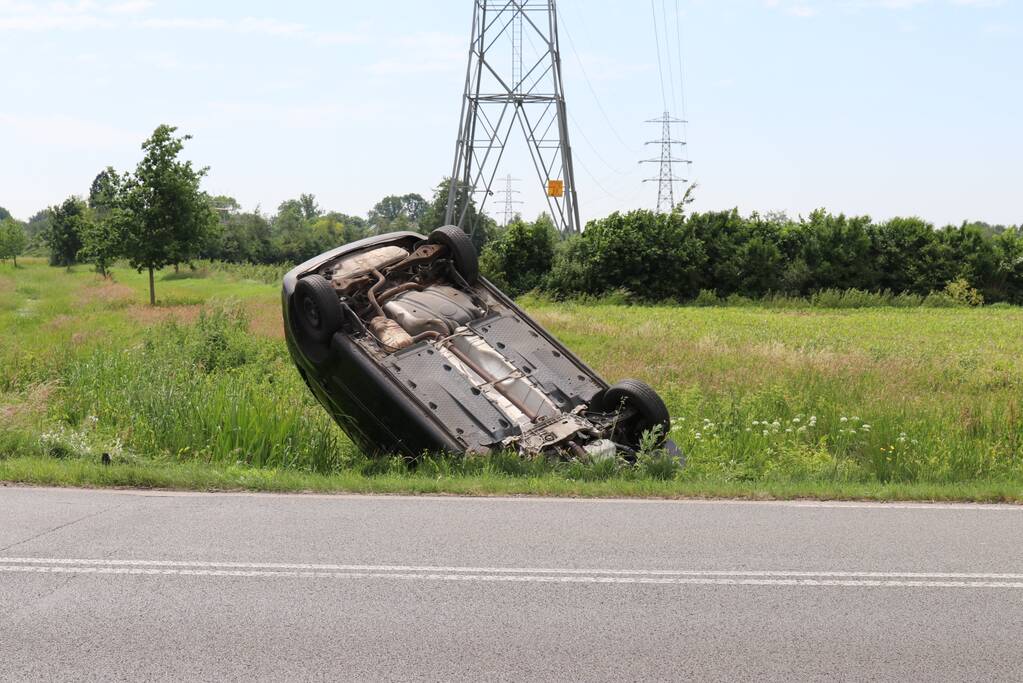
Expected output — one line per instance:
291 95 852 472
547 179 564 198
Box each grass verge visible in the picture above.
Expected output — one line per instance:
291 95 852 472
2 260 1023 503
3 456 1022 503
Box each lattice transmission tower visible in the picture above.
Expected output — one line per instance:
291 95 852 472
499 175 523 226
446 0 581 236
640 112 691 213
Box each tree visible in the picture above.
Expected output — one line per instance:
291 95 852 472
870 217 951 295
420 178 496 251
299 193 321 221
0 206 11 221
80 168 125 277
368 192 428 233
46 196 87 268
272 198 312 262
563 210 706 301
208 195 241 215
24 209 52 248
119 125 217 305
0 218 27 267
480 214 557 296
78 209 121 277
89 167 119 210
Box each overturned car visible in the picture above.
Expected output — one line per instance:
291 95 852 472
282 226 678 461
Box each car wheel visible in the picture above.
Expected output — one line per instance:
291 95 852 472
602 379 671 445
294 274 343 344
428 225 479 285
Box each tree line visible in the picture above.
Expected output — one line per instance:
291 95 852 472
482 209 1023 305
2 123 1020 306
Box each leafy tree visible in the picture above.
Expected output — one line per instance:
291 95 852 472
78 209 121 277
204 205 276 264
687 209 751 296
272 198 313 262
420 178 495 251
0 206 11 221
563 210 706 301
299 193 321 221
737 214 787 296
24 209 52 247
799 210 877 292
937 223 999 299
480 215 557 296
89 167 120 210
45 196 87 268
870 217 952 295
80 168 125 277
369 192 428 233
0 218 28 267
119 125 217 305
992 228 1023 304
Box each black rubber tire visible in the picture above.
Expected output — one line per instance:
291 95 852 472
294 274 343 344
601 379 671 445
428 225 479 285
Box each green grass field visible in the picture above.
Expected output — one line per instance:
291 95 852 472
2 259 1022 501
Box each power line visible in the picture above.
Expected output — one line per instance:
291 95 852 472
649 0 668 112
673 0 692 176
555 3 637 154
567 109 630 176
674 0 688 122
660 0 680 124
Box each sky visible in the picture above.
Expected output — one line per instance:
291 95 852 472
0 0 1019 227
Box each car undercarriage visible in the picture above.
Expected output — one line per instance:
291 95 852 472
282 227 678 461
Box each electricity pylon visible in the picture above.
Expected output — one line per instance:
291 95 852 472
446 0 581 236
640 112 691 213
499 175 523 226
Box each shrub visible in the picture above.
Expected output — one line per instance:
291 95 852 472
550 210 706 301
943 277 984 307
479 216 556 296
693 289 721 307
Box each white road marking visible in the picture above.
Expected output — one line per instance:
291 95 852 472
2 558 1023 588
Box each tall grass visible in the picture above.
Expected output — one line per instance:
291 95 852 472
190 260 291 285
53 304 350 473
3 260 1023 498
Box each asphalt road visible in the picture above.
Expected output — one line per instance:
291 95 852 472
2 486 1023 681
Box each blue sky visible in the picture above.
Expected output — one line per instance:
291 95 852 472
0 0 1019 226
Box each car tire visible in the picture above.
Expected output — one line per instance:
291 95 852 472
428 225 479 285
602 379 671 445
294 274 343 344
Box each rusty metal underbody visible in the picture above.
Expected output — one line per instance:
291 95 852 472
314 241 617 458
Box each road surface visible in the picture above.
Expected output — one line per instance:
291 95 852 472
2 486 1022 681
